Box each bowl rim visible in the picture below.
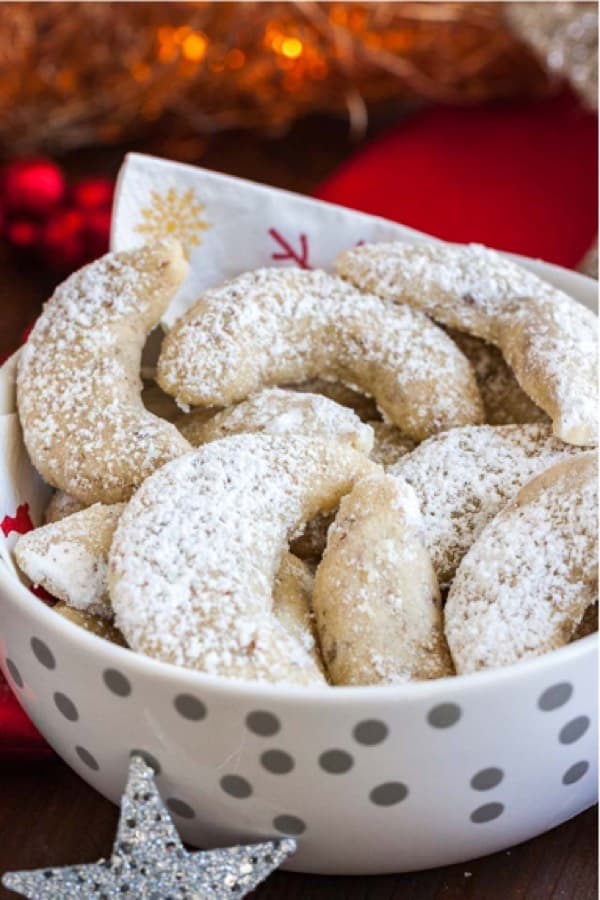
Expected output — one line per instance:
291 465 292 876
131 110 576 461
1 557 596 707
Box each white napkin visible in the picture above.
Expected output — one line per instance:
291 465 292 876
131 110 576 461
111 152 431 327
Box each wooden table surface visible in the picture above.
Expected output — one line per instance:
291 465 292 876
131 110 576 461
0 115 597 899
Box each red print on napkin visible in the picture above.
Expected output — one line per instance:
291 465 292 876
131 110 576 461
269 228 312 269
1 503 34 538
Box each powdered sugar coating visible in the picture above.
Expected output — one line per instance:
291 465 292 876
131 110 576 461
22 496 326 664
313 473 452 685
337 242 598 445
15 503 124 617
157 268 483 442
393 423 580 587
109 434 376 684
445 453 598 673
178 388 374 455
17 240 191 504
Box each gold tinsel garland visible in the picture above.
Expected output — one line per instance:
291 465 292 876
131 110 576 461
0 2 552 154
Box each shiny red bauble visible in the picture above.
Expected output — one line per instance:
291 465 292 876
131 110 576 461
2 158 66 218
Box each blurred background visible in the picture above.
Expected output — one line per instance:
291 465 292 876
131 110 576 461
0 1 597 358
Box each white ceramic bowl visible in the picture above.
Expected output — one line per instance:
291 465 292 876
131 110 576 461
0 253 597 876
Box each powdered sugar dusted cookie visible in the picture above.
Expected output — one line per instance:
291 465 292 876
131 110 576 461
393 423 580 587
15 503 124 617
337 242 597 445
313 473 452 685
157 268 483 442
273 553 325 677
447 329 547 426
109 434 376 684
289 421 415 564
24 496 325 666
178 388 373 454
445 453 598 673
17 240 191 504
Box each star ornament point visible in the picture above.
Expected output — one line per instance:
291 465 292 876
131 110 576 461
2 756 296 898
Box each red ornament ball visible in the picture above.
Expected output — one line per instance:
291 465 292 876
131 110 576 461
2 158 65 218
71 177 114 211
39 208 86 272
6 218 40 250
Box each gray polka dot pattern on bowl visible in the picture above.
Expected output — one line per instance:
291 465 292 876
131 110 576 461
471 767 504 791
353 720 388 745
76 746 99 771
6 658 23 688
559 716 590 745
370 782 408 806
261 749 294 775
53 691 78 722
18 643 595 850
31 637 55 670
174 693 206 721
470 802 504 823
130 749 162 775
538 682 573 711
273 814 306 836
246 710 281 737
319 749 354 774
427 703 461 728
562 761 590 785
103 668 131 697
220 775 253 799
167 797 196 819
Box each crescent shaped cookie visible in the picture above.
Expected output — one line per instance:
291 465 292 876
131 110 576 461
156 268 484 442
313 473 453 685
337 242 597 445
15 503 124 617
273 552 326 678
392 423 580 587
108 434 377 684
445 452 598 673
18 500 322 671
178 387 373 454
17 239 191 504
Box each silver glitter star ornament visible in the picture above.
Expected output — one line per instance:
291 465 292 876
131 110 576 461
2 755 296 899
506 2 598 110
